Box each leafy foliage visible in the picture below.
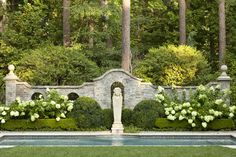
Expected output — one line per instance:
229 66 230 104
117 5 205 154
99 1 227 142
0 119 77 131
15 45 100 85
102 108 113 129
2 0 62 49
132 99 165 129
159 85 236 129
72 97 103 129
134 45 212 86
0 89 74 123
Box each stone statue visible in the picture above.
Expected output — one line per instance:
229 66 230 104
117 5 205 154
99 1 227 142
111 87 124 134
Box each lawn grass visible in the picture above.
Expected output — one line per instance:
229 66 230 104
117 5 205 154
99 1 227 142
0 146 235 157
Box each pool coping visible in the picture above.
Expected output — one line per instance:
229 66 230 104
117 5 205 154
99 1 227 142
0 131 236 149
0 131 235 138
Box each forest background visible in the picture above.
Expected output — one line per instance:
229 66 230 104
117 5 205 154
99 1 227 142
0 0 236 104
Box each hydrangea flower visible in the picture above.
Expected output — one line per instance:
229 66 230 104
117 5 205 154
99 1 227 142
179 115 185 121
202 122 207 128
1 119 5 124
34 113 39 119
191 111 197 117
1 111 7 116
156 94 165 103
167 115 176 121
56 117 60 122
229 113 234 118
197 85 206 91
31 115 36 122
157 86 165 93
171 110 175 115
60 113 66 118
181 109 187 115
188 119 193 124
56 104 61 109
215 99 224 105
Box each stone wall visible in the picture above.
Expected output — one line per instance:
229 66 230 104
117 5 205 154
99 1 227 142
4 65 231 109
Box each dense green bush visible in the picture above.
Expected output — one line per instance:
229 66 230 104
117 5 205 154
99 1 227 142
155 118 235 131
2 0 62 49
0 119 77 131
71 97 103 129
102 108 113 129
122 108 133 126
155 118 191 130
0 40 19 103
15 45 100 85
134 45 213 86
207 119 235 130
132 99 165 129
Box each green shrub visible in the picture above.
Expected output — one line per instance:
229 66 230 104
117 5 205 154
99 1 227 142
102 109 113 129
208 119 235 130
124 125 142 133
15 45 100 86
155 118 192 130
0 119 77 131
72 97 103 129
132 99 165 129
134 45 212 86
122 109 133 126
155 118 235 131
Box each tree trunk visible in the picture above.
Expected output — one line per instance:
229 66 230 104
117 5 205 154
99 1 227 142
179 0 186 45
121 0 131 72
63 0 71 47
219 0 226 66
100 0 112 48
0 0 7 32
88 21 94 48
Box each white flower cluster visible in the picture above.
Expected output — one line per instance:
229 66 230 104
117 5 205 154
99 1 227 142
0 89 74 123
0 107 10 124
162 85 236 129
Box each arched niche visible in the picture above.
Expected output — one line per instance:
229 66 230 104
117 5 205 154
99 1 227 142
68 92 79 101
31 92 44 100
111 82 124 108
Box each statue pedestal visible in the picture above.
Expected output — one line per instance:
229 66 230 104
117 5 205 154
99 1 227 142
111 123 124 134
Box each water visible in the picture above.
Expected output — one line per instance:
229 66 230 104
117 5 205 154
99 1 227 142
0 135 236 146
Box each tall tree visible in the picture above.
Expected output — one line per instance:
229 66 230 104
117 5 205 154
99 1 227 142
100 0 112 48
63 0 71 47
219 0 226 65
179 0 186 45
121 0 131 72
0 0 6 32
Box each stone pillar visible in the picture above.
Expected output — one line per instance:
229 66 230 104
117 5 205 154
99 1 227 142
111 87 124 134
217 65 231 91
4 65 19 105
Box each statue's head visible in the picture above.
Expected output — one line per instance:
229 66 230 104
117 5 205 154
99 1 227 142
113 87 122 96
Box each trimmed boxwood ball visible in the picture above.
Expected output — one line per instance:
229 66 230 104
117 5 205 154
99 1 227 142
132 99 165 129
71 97 103 129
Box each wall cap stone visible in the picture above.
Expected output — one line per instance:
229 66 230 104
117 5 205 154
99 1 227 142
93 69 142 82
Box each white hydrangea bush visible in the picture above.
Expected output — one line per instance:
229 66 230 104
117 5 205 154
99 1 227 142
156 85 236 129
0 89 74 123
